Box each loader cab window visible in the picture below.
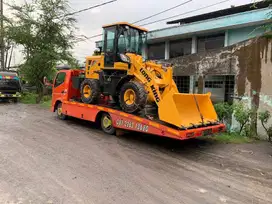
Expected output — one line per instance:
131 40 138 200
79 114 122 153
103 25 147 67
54 72 66 87
103 26 117 67
118 26 146 55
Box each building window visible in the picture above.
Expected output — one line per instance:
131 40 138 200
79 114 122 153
148 43 165 60
204 75 234 103
170 38 192 58
173 76 190 93
197 33 225 53
225 75 235 103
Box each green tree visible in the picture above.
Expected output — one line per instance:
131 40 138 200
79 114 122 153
5 0 77 102
233 102 252 135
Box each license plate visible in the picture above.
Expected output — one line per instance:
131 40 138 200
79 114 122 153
203 128 212 136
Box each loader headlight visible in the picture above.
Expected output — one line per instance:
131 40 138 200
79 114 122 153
119 54 131 64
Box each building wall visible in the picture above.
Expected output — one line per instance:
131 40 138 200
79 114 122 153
147 8 271 42
228 25 267 45
166 34 272 138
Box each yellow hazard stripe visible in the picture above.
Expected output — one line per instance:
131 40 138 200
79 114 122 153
120 112 128 117
0 94 21 97
97 107 105 111
149 121 160 128
167 128 179 136
107 109 116 113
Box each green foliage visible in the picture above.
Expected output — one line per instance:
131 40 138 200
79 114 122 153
214 102 233 124
259 110 271 123
20 91 52 108
258 110 272 142
20 92 38 104
5 0 77 103
214 102 233 131
233 102 252 134
40 98 52 108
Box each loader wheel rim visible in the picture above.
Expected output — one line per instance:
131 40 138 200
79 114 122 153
103 116 112 129
83 85 92 98
124 89 136 105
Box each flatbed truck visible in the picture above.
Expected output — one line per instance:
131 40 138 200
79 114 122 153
50 69 225 140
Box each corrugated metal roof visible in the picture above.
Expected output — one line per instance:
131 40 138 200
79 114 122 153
167 1 271 25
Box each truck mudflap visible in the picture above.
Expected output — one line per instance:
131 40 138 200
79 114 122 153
62 101 226 140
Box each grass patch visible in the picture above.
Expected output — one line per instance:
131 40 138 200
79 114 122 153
20 92 37 104
40 99 52 108
203 132 256 144
20 92 51 108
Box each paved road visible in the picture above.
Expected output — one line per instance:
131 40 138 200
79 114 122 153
0 103 271 204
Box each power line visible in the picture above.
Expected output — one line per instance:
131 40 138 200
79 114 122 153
132 0 192 24
85 33 103 40
139 0 231 27
65 0 117 17
82 0 231 42
80 0 192 41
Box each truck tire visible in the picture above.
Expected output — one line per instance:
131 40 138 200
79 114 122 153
56 103 67 120
80 79 100 104
100 113 115 135
119 81 147 114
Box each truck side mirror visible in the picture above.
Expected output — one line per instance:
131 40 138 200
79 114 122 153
43 76 53 87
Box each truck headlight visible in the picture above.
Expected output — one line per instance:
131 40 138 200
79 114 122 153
119 54 131 64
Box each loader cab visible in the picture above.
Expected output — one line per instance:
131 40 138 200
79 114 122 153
102 22 147 68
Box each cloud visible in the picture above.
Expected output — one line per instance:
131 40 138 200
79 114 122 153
90 8 101 14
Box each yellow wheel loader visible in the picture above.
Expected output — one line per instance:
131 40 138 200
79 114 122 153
81 22 218 129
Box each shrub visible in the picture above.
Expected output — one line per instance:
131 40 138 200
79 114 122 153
214 102 233 123
233 102 252 134
258 110 272 142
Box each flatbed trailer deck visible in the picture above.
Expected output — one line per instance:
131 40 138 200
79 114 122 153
54 100 225 140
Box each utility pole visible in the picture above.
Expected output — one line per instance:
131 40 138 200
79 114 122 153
0 0 5 71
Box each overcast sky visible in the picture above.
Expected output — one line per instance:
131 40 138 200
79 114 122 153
4 0 255 65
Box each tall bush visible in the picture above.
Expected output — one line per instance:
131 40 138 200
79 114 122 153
258 110 272 142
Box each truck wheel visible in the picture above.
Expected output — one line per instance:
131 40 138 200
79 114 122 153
119 81 147 114
80 79 100 104
100 113 115 135
56 103 67 120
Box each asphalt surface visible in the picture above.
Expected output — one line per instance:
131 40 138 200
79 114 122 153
0 103 271 204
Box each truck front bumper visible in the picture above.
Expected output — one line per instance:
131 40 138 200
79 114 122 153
0 93 22 98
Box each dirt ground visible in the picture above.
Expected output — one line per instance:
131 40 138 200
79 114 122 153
0 103 271 204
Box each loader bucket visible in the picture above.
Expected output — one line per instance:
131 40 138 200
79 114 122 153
158 90 218 129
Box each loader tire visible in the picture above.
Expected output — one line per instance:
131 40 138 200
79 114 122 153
119 81 147 114
80 79 100 104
